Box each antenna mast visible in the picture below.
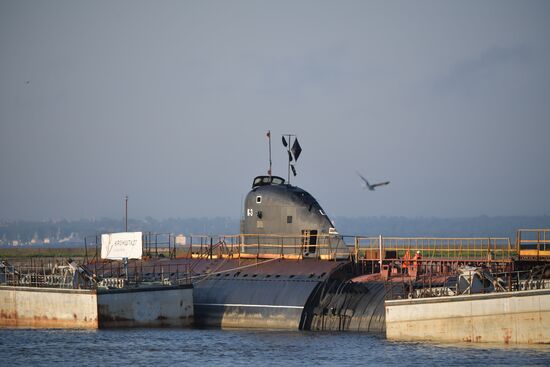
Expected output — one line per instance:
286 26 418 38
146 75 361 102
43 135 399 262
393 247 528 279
267 130 272 177
124 195 128 232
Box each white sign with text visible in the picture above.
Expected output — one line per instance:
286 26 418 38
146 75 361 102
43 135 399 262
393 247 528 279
101 232 143 260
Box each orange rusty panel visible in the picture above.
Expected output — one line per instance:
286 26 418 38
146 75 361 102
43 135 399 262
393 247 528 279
0 313 98 329
362 249 380 261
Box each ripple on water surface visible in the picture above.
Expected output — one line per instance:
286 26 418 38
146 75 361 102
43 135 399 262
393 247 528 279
0 329 549 367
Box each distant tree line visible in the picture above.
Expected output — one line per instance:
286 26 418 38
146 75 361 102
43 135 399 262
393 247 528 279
0 217 238 245
0 215 548 246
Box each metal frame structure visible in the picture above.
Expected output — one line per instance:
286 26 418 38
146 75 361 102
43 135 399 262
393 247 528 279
517 229 550 260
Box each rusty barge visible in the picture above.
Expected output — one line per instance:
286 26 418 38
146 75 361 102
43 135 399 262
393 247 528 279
0 259 193 329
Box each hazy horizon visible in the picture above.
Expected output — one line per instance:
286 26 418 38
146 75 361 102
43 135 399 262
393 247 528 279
2 215 549 245
2 213 550 223
1 1 549 221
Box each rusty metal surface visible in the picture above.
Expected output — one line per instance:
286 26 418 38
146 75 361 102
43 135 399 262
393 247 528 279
0 284 194 329
98 285 193 328
385 288 550 344
87 257 344 283
89 257 345 283
0 286 98 329
190 258 344 278
0 315 98 329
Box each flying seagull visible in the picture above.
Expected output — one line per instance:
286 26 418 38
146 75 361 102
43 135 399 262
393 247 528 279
356 171 390 191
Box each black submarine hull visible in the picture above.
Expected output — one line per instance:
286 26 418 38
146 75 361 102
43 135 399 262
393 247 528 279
192 258 340 329
194 259 387 331
111 257 387 331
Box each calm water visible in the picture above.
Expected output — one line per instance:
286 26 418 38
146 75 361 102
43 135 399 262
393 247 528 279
1 329 549 367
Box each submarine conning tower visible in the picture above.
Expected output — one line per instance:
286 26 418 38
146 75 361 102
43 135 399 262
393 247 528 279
240 175 343 259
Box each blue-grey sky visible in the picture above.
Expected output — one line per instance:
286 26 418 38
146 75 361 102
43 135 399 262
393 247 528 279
1 0 549 221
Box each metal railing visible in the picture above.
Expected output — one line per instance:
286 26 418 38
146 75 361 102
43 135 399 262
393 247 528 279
517 229 550 260
87 260 191 287
1 259 191 289
385 268 550 301
354 236 514 262
177 233 351 260
1 259 96 289
81 231 550 266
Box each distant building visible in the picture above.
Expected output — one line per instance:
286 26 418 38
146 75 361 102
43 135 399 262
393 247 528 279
175 234 187 246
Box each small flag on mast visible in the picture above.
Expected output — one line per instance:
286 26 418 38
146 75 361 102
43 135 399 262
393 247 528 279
291 138 302 161
282 136 288 147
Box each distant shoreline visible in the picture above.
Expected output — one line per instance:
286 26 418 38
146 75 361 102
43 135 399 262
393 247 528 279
1 215 548 248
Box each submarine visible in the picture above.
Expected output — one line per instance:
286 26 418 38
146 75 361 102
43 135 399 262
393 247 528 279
188 173 387 331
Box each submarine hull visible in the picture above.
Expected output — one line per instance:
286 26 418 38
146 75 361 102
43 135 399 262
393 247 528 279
191 258 343 329
140 258 388 331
